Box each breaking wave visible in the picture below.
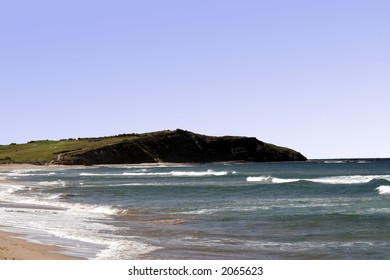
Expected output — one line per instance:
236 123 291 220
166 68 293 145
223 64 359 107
246 176 299 184
246 175 390 184
376 185 390 195
81 169 231 177
308 175 390 184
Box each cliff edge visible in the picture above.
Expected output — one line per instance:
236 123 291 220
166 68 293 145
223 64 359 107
54 129 307 165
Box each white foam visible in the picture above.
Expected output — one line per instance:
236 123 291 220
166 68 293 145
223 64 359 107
170 170 228 177
246 176 298 184
95 240 160 260
0 187 157 259
81 170 230 177
123 172 170 176
38 180 67 187
376 185 390 195
271 178 300 184
246 176 272 183
246 175 390 185
80 172 120 176
48 193 74 200
0 182 32 195
5 171 56 177
80 204 121 215
80 172 169 176
0 180 120 216
308 175 390 184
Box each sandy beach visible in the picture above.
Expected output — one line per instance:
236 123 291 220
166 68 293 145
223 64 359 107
0 229 78 260
0 163 184 171
0 163 78 170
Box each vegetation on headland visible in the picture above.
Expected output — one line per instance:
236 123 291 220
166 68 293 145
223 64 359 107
0 134 139 164
0 129 307 165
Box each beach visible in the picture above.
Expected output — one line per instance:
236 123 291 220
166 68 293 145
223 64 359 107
0 229 77 260
0 164 79 260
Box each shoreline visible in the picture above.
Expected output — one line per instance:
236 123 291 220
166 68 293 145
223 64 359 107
2 158 389 171
0 160 304 171
0 173 83 260
0 228 79 260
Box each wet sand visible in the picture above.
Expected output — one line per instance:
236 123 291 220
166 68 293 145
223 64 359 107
0 229 78 260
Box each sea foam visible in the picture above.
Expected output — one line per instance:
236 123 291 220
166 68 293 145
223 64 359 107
308 175 390 184
246 176 299 184
246 175 390 185
81 170 230 177
376 185 390 195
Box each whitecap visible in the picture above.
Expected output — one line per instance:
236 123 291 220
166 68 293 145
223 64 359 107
246 176 272 183
376 185 390 195
246 176 298 184
95 239 161 260
38 180 67 187
271 178 300 184
308 175 390 185
170 170 228 177
81 170 231 177
80 172 117 176
49 193 77 200
64 203 121 216
122 172 170 176
246 174 390 185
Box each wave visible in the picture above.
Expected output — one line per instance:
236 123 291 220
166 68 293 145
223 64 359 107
308 175 390 184
324 160 346 164
0 182 32 193
49 193 77 200
95 239 160 260
323 160 371 164
246 175 390 185
38 180 67 187
170 170 229 177
246 176 299 184
3 171 57 178
376 185 390 195
81 169 231 177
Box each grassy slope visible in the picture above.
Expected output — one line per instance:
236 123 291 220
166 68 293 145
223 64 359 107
0 135 138 164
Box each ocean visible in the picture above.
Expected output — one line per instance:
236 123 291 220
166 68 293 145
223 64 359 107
1 160 389 259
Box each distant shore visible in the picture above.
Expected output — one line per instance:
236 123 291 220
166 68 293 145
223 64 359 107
0 162 176 170
0 163 74 170
0 162 235 171
0 160 312 171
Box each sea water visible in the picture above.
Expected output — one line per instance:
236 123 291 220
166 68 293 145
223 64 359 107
0 160 389 259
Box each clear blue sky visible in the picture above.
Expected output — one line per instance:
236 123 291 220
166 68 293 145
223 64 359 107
1 0 389 159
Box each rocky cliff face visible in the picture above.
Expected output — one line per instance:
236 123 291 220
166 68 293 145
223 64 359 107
55 129 306 165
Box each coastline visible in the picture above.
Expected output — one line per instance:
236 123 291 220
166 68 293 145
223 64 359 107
0 162 189 171
0 163 85 170
0 169 81 260
0 228 79 260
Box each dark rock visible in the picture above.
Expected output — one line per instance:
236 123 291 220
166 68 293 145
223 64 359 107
56 129 306 165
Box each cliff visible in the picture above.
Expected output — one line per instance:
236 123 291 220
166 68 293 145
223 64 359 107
53 129 307 165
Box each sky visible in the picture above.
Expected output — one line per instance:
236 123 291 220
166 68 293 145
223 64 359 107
1 0 389 159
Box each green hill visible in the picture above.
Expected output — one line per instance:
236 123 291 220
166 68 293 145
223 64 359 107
0 129 306 165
